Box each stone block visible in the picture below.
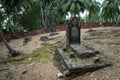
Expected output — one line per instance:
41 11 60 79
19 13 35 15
69 52 75 58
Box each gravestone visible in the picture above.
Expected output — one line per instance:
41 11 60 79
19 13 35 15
54 17 111 75
66 17 80 47
66 17 99 58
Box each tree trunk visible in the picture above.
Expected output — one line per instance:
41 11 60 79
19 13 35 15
40 1 47 28
0 28 21 57
113 0 117 25
86 10 88 23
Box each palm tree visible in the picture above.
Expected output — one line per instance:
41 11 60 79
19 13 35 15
0 0 32 57
82 0 100 22
0 29 21 57
49 0 67 31
39 0 54 28
61 0 85 17
100 0 120 24
0 11 20 57
88 0 100 19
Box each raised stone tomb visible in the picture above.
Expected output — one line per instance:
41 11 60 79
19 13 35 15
54 17 111 75
70 44 99 58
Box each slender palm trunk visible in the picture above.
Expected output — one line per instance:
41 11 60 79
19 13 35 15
44 9 48 28
0 28 20 57
113 0 117 25
40 1 46 28
85 10 88 23
50 15 55 32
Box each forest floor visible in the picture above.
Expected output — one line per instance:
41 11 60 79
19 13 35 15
0 26 120 80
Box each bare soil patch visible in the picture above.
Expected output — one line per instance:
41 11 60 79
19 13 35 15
0 27 120 80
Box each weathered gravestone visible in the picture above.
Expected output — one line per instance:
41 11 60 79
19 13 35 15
66 17 80 46
67 17 99 58
54 17 111 75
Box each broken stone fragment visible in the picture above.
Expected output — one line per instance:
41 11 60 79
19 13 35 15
57 72 63 78
49 32 59 36
40 36 49 41
63 70 71 77
21 70 27 74
92 57 100 63
0 68 8 72
61 65 66 70
63 47 67 52
69 52 75 58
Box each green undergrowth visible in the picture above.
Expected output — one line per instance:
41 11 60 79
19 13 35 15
11 41 65 65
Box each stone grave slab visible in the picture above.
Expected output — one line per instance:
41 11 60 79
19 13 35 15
70 44 99 58
54 47 111 74
54 17 111 76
